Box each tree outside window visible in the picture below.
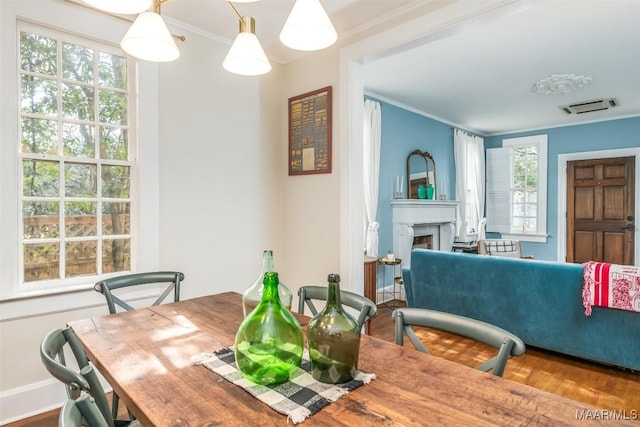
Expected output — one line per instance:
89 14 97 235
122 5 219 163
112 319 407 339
486 135 547 242
20 28 133 283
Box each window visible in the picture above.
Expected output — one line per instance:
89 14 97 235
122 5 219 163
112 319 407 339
486 135 548 243
18 23 135 287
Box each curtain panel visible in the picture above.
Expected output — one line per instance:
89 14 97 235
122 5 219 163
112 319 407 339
453 129 485 242
363 100 381 256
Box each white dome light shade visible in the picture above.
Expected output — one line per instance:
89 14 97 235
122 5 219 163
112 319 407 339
121 12 180 62
81 0 152 15
279 0 337 51
223 32 272 76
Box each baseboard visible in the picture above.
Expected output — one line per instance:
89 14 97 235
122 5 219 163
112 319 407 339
0 374 112 425
0 378 66 425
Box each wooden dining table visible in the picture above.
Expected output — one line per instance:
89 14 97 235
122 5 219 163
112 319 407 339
68 292 633 426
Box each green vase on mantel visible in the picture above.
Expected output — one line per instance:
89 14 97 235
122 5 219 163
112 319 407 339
235 271 303 385
307 274 361 384
426 183 434 200
417 184 427 199
242 250 293 317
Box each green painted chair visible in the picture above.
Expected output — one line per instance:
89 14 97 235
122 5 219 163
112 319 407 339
94 271 185 314
59 393 109 427
298 285 377 334
392 307 526 377
40 327 138 427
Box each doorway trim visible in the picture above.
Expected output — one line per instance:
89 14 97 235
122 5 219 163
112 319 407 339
557 148 640 264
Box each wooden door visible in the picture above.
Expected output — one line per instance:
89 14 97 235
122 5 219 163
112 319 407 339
566 156 635 264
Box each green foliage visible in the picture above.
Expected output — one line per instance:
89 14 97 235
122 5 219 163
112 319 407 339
20 29 132 281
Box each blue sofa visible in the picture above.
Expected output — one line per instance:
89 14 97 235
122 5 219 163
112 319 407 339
402 249 640 371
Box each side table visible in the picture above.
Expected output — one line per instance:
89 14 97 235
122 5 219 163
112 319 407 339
378 257 403 308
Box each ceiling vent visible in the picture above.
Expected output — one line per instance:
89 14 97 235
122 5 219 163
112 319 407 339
561 98 618 114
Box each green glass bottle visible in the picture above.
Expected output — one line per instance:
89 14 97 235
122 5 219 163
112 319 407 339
235 271 303 385
307 274 361 384
426 183 434 200
242 250 293 317
417 184 427 199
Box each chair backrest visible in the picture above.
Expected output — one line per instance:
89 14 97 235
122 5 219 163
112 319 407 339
297 285 377 333
94 271 185 314
59 393 109 427
477 239 522 258
41 328 115 427
392 307 526 377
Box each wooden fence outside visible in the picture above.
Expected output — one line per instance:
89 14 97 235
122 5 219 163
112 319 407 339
23 215 130 282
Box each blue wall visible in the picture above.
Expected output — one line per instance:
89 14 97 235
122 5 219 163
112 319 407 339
373 96 639 266
485 116 640 261
369 97 457 261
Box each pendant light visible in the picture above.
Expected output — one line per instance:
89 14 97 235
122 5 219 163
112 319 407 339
81 0 153 15
280 0 337 51
120 0 180 62
223 4 271 76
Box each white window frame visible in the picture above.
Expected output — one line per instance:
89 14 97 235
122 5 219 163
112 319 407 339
486 135 548 243
17 21 138 294
1 0 159 320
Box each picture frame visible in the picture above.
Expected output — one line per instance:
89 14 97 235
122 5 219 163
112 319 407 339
288 86 332 175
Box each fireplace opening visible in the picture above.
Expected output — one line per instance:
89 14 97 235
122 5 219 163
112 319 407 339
413 234 433 250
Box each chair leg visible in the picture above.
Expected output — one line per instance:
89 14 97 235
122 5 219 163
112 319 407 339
112 392 120 421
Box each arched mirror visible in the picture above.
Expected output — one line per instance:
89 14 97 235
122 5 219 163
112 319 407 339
406 149 437 199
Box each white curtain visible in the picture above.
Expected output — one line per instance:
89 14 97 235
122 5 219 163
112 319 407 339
453 129 485 242
363 100 381 257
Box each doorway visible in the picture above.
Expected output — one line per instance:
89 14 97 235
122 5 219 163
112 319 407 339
566 156 635 265
558 148 640 265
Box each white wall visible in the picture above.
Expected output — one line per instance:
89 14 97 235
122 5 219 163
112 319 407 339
0 1 283 423
279 47 343 302
156 28 284 299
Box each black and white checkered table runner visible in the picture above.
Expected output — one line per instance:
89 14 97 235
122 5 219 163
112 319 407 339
193 347 375 424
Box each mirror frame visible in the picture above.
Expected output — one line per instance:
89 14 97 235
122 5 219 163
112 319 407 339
406 149 437 199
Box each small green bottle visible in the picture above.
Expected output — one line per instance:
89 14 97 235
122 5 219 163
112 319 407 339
307 274 361 384
417 184 427 199
235 271 303 385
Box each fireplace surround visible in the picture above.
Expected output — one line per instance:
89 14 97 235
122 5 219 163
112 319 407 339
391 200 458 269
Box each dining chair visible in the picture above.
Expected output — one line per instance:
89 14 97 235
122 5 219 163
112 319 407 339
94 271 185 314
59 393 109 427
392 307 526 377
477 239 534 259
297 285 377 334
40 327 138 427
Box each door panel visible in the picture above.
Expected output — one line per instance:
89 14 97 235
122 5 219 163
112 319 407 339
566 156 635 265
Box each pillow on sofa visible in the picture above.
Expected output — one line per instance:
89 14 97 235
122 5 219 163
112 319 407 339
486 240 517 254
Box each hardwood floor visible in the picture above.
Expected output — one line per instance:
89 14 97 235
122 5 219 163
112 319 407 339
370 304 639 414
9 303 639 426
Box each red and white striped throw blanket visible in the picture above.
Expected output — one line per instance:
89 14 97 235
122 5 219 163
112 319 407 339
582 261 640 316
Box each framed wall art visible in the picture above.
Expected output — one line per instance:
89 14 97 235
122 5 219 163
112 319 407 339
288 86 332 175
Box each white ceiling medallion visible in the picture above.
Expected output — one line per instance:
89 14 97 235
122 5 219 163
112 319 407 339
531 74 592 95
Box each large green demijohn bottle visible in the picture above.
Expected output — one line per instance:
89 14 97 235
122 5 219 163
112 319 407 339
307 274 361 384
234 271 303 385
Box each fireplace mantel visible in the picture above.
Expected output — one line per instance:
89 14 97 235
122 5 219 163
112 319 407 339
391 200 459 268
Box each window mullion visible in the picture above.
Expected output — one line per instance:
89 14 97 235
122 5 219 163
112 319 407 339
18 24 134 289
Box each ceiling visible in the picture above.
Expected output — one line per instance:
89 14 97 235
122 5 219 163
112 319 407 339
159 0 640 136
